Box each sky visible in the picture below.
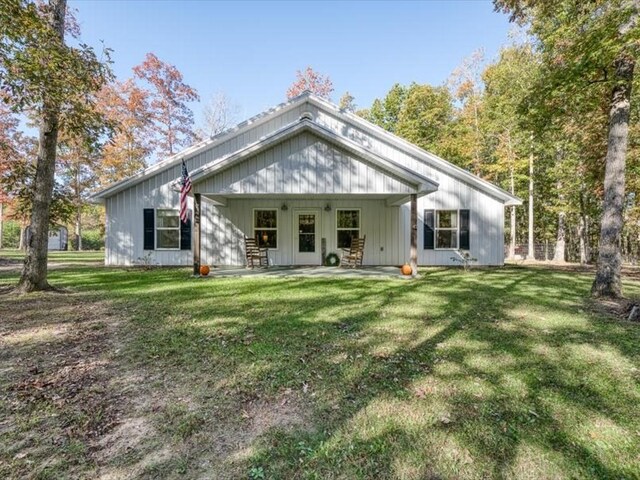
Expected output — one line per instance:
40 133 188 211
69 0 514 126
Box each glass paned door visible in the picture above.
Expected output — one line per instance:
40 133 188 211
298 214 316 252
294 210 321 265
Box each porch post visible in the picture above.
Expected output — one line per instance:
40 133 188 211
410 193 418 276
193 193 201 275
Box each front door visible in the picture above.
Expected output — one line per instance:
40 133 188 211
294 210 321 265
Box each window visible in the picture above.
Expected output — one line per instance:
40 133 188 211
425 210 470 250
156 209 180 249
337 209 360 249
435 210 458 249
254 209 278 248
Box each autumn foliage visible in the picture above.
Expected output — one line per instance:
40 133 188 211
133 53 200 157
286 66 334 100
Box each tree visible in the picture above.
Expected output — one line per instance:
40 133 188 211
481 44 538 258
448 49 486 175
58 131 101 250
495 0 640 297
197 91 240 138
0 0 112 291
96 79 152 184
395 84 454 154
0 96 21 249
338 91 356 112
367 83 408 133
286 66 333 100
2 151 74 236
133 53 199 159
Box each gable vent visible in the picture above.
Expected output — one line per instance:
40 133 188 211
300 111 314 121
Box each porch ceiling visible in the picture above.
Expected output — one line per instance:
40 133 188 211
200 192 417 207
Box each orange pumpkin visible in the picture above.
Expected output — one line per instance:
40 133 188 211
401 264 413 276
199 265 210 276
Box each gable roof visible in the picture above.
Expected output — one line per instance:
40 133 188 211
91 91 521 206
187 117 439 195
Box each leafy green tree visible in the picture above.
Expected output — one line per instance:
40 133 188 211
448 49 487 175
495 0 639 297
367 83 408 133
2 154 74 234
481 44 539 258
396 84 454 154
58 130 102 250
0 95 21 249
338 91 356 112
0 0 112 291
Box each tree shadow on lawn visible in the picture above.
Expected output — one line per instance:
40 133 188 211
4 265 638 479
98 266 640 479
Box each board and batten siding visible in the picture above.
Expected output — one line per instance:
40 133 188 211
199 194 504 267
103 98 507 266
104 103 309 265
194 131 414 196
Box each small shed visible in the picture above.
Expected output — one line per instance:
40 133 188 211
25 225 68 251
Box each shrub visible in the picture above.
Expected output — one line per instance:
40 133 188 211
1 220 21 248
69 229 105 251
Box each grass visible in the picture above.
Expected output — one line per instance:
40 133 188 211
0 248 104 264
1 251 640 479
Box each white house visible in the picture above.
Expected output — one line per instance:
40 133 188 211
91 92 521 271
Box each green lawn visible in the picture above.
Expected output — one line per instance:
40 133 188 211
0 248 104 264
1 251 640 479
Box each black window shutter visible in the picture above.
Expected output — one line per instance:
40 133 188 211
180 209 192 250
143 208 155 250
459 209 470 250
423 210 435 250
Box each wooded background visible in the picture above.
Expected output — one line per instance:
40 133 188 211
1 1 638 292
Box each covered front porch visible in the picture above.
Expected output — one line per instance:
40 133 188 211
190 193 423 275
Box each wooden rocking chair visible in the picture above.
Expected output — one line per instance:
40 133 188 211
340 235 366 268
245 236 269 268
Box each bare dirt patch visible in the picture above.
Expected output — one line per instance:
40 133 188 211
0 289 313 479
0 292 130 478
586 296 640 322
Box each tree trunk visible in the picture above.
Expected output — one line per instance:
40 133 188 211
592 55 635 298
75 205 82 251
18 224 26 250
579 217 588 265
553 211 566 262
16 0 66 293
554 178 566 263
526 141 535 260
578 191 590 265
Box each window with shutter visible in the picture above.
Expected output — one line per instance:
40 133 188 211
180 209 192 250
459 210 470 250
143 209 155 250
423 210 434 250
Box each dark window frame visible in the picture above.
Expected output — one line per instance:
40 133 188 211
253 208 278 249
336 208 361 249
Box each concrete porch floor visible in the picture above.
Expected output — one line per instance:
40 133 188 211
198 265 409 279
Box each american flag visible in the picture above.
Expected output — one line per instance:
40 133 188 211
180 159 192 224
